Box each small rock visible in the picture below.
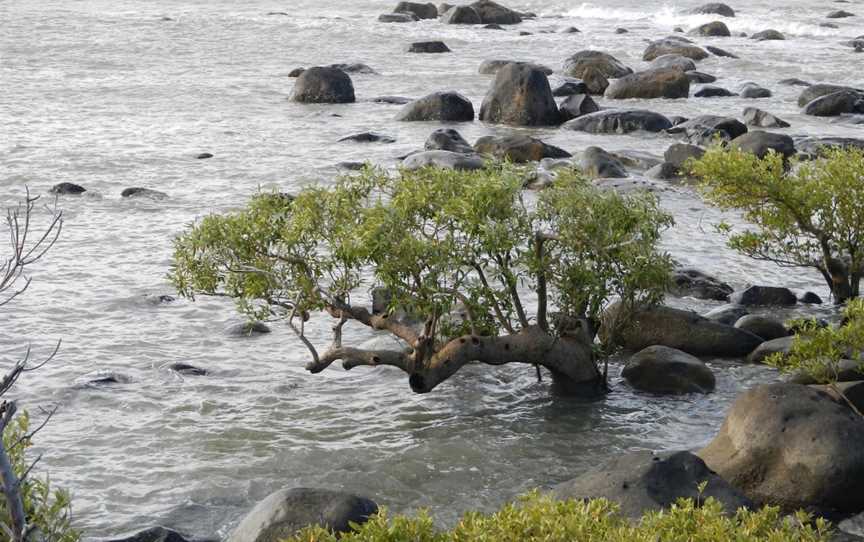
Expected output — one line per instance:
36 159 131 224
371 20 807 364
337 132 396 143
121 187 168 199
779 78 810 87
441 5 481 24
196 152 213 159
747 335 794 363
558 93 599 121
804 91 864 117
562 50 632 79
694 86 737 98
408 41 450 53
703 304 749 325
604 68 690 100
370 95 412 105
799 291 823 304
643 38 709 61
730 131 796 159
615 27 628 34
705 45 739 58
670 266 731 300
378 12 418 22
51 182 86 195
686 71 717 84
689 3 735 17
402 150 484 170
563 109 673 134
739 82 771 98
474 134 570 163
552 81 589 96
690 21 731 37
105 526 193 542
291 67 355 104
750 29 785 41
742 107 790 128
580 146 627 179
650 54 697 72
424 128 473 153
226 321 271 336
169 363 208 377
394 1 438 19
827 9 856 18
478 59 553 75
731 285 797 306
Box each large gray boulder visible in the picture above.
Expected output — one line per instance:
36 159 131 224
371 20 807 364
643 39 709 61
402 150 484 170
473 134 570 162
396 91 474 121
604 68 690 100
227 488 378 542
479 63 561 126
579 146 627 179
730 131 796 159
699 383 864 515
554 451 752 519
563 109 672 134
601 304 764 357
291 67 355 103
394 1 438 19
803 91 864 117
469 0 522 24
623 345 716 394
562 50 632 79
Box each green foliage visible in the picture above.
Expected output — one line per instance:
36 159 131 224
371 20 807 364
690 146 864 301
171 165 673 344
2 413 78 542
283 491 830 542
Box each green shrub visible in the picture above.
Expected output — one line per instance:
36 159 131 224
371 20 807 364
283 492 831 542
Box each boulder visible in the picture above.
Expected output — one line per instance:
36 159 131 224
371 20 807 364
105 527 193 542
51 182 86 195
689 3 735 17
604 68 690 99
562 50 632 79
670 266 732 300
703 304 749 325
396 91 474 121
469 0 522 24
733 315 788 341
370 95 412 104
581 68 610 95
558 93 599 121
408 41 450 53
121 187 167 199
643 39 709 61
227 488 378 542
799 291 823 304
226 321 271 336
579 147 627 179
402 150 484 170
739 83 771 98
804 91 864 117
441 5 481 24
473 135 570 162
378 13 418 22
424 128 473 153
615 27 628 34
690 21 731 37
694 86 737 98
827 10 855 18
337 132 395 143
554 451 752 519
750 29 785 41
798 84 863 107
730 131 796 159
478 59 552 75
552 80 589 96
291 67 355 104
601 303 764 357
746 335 794 363
686 71 717 84
699 383 864 515
394 1 438 19
649 54 697 72
169 363 208 376
706 45 739 58
670 115 747 145
563 109 673 134
623 345 716 394
479 64 561 126
731 285 797 306
742 107 790 128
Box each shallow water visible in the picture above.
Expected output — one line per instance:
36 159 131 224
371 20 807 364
1 0 862 538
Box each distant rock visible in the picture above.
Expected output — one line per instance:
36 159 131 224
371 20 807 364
51 182 86 195
778 78 810 86
730 131 796 159
669 115 747 145
694 86 737 98
799 291 823 304
686 71 717 84
690 21 731 37
169 363 208 377
121 187 168 199
370 95 412 105
226 321 271 336
604 68 690 99
478 59 552 75
704 304 749 325
739 82 771 98
705 45 738 58
196 152 213 159
747 336 794 364
798 83 864 107
750 29 785 41
650 54 697 72
734 315 788 341
558 93 599 121
742 107 790 128
469 0 523 24
827 9 855 18
643 39 709 61
408 41 450 53
670 266 731 300
441 5 481 24
552 80 589 96
474 134 570 162
394 1 438 19
562 50 632 79
563 109 673 134
689 3 735 17
378 12 418 22
337 132 396 143
579 146 628 179
731 285 797 306
396 91 474 121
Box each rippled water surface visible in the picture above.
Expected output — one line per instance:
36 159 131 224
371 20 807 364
1 0 863 538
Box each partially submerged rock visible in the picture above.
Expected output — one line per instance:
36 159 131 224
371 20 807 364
579 146 627 179
733 315 788 341
479 63 560 126
424 128 473 153
730 285 797 306
670 267 732 300
473 134 570 162
623 345 716 394
402 150 484 170
563 109 672 134
291 67 356 104
604 68 690 100
562 50 632 79
396 91 474 121
643 39 709 61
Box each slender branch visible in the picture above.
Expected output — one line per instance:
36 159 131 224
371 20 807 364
471 263 514 334
495 253 529 329
534 233 549 332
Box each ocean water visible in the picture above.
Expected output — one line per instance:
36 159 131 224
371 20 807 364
1 0 862 538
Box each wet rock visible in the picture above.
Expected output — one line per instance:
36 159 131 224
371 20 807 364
408 41 450 53
798 84 864 107
827 9 855 18
614 27 628 34
690 21 731 37
694 85 737 98
226 321 271 337
394 1 438 19
478 59 552 75
396 91 474 122
601 303 764 357
552 80 589 96
370 95 412 105
670 115 747 145
685 71 717 84
804 91 864 117
554 451 752 519
83 372 132 387
650 54 697 72
51 182 86 195
169 363 208 377
689 3 735 17
561 26 580 33
799 291 823 304
105 526 193 542
779 78 810 87
730 131 796 159
291 67 355 104
562 50 632 79
742 107 790 128
704 304 750 325
698 383 864 515
196 152 213 159
227 488 378 542
604 68 690 100
558 93 599 121
579 147 627 179
424 128 473 153
671 266 732 300
402 150 484 170
473 134 570 162
121 187 168 199
623 345 716 394
739 82 771 98
750 29 785 41
470 0 522 24
378 12 418 22
441 5 481 24
747 335 794 363
734 315 788 341
563 109 673 134
731 285 797 306
479 63 560 126
337 132 396 143
706 45 739 58
643 38 709 61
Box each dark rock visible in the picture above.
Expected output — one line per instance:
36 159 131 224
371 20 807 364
336 161 365 171
169 363 208 377
558 93 599 121
424 128 473 153
742 107 790 128
105 526 193 542
579 146 627 179
469 0 522 24
337 132 396 143
739 82 771 98
370 95 412 105
730 131 796 159
643 39 709 61
441 5 481 24
51 182 86 195
483 23 504 29
291 67 355 104
408 41 450 53
396 91 474 121
479 63 560 126
694 86 737 98
552 80 589 96
650 54 697 72
799 291 823 304
731 285 797 306
690 21 731 37
227 321 271 336
478 59 552 75
798 84 864 107
402 150 484 170
562 50 632 79
747 335 794 363
563 109 673 134
561 26 580 33
703 304 749 325
779 78 810 87
669 115 747 145
623 345 716 394
689 3 735 17
121 187 168 199
287 68 306 77
750 29 785 41
581 68 609 95
604 68 690 99
394 1 438 19
554 451 752 519
699 383 864 515
473 134 570 162
196 152 213 159
705 45 739 58
686 71 717 84
804 91 864 117
671 266 732 300
615 27 628 34
733 315 788 341
378 12 418 22
827 9 856 18
226 488 378 542
82 372 132 387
